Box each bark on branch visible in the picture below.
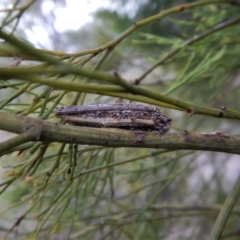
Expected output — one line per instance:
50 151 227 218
0 111 239 155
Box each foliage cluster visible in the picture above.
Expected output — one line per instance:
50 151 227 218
0 0 240 239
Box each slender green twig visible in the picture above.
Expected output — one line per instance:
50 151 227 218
43 144 66 184
0 127 42 155
76 47 115 105
136 16 240 83
74 150 169 178
0 1 238 61
2 72 238 120
85 203 240 220
209 174 240 240
23 143 49 176
0 82 31 109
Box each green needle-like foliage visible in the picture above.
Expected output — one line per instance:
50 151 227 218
0 1 240 239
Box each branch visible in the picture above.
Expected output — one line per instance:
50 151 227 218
209 174 240 240
136 16 240 83
1 71 240 120
0 127 41 154
0 0 238 59
0 111 240 155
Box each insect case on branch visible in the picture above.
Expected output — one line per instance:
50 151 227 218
55 103 171 135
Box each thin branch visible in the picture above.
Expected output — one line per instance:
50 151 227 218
0 127 42 155
209 174 240 240
136 16 240 83
0 1 238 60
0 71 239 120
0 111 240 154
